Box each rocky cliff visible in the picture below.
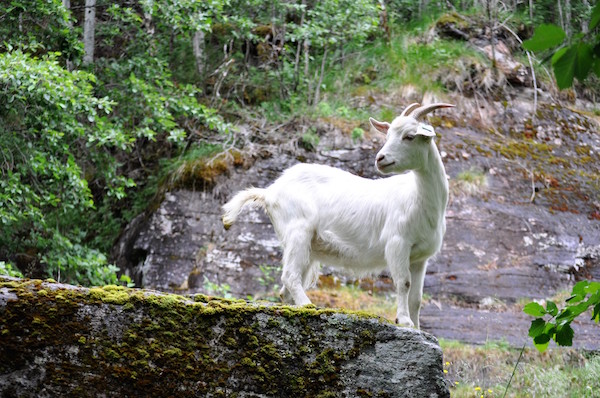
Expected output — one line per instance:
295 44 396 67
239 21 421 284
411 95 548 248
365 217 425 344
0 277 449 397
112 94 600 349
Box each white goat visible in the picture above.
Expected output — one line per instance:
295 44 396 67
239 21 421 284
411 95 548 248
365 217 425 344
222 103 453 328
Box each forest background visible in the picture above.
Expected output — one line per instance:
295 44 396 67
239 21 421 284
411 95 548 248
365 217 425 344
0 0 597 287
3 1 600 396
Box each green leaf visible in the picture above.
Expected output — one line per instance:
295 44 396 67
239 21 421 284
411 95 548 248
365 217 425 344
552 45 577 90
523 302 547 317
570 301 592 318
533 333 551 352
590 2 600 31
574 42 593 81
523 24 566 52
528 318 547 338
555 324 574 346
546 300 558 317
592 302 600 323
556 307 574 323
569 281 589 302
587 282 600 294
534 340 550 353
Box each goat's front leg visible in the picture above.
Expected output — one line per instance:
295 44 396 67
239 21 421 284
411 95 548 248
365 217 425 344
386 238 413 327
409 260 427 329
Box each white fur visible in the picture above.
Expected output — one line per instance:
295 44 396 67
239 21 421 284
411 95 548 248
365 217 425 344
222 103 453 328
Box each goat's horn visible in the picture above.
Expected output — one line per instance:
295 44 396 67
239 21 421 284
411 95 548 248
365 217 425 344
400 103 421 117
412 103 455 120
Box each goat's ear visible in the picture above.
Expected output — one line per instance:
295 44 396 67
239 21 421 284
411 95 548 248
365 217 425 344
415 123 436 137
369 117 390 134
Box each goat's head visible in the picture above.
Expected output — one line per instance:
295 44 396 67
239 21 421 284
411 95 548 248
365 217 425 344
370 103 454 174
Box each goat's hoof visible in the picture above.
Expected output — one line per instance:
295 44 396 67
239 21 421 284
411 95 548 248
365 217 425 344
394 316 414 328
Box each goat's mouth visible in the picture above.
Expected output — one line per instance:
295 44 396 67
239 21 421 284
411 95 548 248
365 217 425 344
377 160 395 171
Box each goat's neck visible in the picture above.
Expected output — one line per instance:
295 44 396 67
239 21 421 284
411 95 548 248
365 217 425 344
412 142 448 217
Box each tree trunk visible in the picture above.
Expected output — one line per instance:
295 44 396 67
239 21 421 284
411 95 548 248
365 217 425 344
557 0 565 33
379 0 391 46
564 0 571 38
293 0 307 92
83 0 96 65
304 38 312 104
529 0 534 23
62 0 73 71
582 0 590 33
192 30 206 79
419 0 429 19
313 44 328 106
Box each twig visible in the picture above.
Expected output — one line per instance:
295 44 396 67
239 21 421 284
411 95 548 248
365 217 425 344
504 158 536 203
502 344 525 398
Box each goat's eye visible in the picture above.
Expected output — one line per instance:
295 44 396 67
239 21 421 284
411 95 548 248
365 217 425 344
403 135 415 141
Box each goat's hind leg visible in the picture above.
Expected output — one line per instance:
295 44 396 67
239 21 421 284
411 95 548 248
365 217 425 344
279 226 313 306
279 261 318 303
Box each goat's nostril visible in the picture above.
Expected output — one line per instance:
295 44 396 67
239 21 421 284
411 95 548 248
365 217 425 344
376 154 385 162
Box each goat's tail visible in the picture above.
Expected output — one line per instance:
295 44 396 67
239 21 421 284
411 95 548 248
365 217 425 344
222 188 267 230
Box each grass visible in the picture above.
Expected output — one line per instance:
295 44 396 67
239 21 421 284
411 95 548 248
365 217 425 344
321 27 487 102
452 167 488 197
442 339 600 398
307 280 600 398
308 282 397 321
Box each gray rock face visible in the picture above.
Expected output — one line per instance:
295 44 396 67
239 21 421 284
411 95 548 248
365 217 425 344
0 277 449 398
113 99 600 349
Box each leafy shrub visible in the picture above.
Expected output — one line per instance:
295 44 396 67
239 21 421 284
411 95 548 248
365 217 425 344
0 262 23 278
524 280 600 351
300 128 320 151
0 50 123 285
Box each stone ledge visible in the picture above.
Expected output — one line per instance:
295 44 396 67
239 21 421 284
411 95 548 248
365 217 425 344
0 277 449 397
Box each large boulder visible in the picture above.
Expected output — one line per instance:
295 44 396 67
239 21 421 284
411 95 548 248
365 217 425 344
0 277 450 397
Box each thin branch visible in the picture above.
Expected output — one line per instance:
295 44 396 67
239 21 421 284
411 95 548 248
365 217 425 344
502 344 526 398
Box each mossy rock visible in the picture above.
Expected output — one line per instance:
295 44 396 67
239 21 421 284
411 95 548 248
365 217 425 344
435 12 474 41
0 277 449 398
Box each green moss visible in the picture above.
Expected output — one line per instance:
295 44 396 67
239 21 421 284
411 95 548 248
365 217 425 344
104 348 121 361
0 277 392 397
240 357 256 367
89 285 130 305
163 347 183 357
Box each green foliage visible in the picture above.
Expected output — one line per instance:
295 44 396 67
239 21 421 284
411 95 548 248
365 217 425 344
256 264 282 301
523 3 600 89
0 1 230 285
524 281 600 352
0 262 23 278
0 0 82 60
0 50 123 285
300 128 320 151
351 127 365 143
522 24 567 52
442 338 600 398
203 276 233 299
